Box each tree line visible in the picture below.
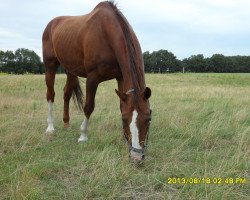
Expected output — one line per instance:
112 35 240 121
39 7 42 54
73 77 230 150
0 48 64 74
143 50 250 73
1 48 250 74
0 48 44 74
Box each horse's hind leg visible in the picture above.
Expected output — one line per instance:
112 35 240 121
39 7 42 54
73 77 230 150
44 59 58 133
63 72 79 128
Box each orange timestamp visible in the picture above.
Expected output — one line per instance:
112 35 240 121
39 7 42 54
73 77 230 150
167 177 247 184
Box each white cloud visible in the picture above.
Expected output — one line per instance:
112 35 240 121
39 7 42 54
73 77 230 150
0 28 21 38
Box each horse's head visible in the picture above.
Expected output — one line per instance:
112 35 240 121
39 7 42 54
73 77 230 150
115 87 151 163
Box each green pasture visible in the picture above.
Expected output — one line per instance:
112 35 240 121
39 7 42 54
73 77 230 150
0 73 249 199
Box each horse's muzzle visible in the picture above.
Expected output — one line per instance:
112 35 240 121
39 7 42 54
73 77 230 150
129 150 145 163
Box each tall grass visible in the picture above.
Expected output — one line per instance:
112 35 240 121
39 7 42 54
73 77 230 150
0 73 249 199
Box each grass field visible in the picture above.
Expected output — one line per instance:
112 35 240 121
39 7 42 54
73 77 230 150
0 73 249 199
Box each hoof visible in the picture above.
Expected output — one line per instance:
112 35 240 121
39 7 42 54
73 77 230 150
78 134 88 142
46 126 55 133
64 123 69 129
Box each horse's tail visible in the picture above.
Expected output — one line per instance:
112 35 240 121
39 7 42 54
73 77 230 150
72 78 84 112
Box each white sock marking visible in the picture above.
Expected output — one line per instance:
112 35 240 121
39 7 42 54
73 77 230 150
78 119 89 142
129 110 141 149
46 100 55 132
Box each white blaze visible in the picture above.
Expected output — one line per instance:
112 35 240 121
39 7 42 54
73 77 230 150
46 100 55 132
78 119 89 142
129 110 141 149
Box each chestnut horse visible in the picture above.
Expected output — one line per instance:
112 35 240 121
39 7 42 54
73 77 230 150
42 1 151 162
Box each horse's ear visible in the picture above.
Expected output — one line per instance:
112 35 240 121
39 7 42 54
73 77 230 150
142 87 151 100
115 89 127 101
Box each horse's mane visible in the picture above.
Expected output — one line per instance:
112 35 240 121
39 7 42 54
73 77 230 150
106 1 144 100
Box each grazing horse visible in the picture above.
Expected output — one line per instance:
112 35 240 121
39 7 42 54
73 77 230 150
42 1 151 162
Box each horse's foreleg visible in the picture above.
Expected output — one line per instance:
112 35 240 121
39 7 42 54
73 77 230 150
45 67 57 133
78 76 98 142
63 73 78 128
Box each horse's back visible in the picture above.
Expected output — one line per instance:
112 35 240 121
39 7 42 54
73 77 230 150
42 2 125 78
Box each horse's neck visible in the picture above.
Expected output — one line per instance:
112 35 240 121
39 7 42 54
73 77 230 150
122 65 145 93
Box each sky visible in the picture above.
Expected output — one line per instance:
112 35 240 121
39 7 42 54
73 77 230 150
0 0 250 60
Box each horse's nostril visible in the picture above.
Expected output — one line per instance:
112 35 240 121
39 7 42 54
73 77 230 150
129 150 145 163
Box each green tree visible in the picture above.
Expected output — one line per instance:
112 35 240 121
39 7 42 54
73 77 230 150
182 54 209 72
143 51 153 72
143 50 181 73
14 48 41 74
0 49 43 74
0 50 4 71
1 50 15 73
229 56 250 72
